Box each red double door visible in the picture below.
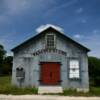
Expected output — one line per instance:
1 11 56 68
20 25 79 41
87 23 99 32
40 62 60 85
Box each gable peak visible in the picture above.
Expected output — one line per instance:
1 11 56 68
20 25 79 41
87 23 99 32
36 24 64 34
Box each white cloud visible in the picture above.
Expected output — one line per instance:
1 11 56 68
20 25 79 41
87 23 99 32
0 0 57 25
81 19 87 23
73 34 82 39
0 0 35 25
93 29 99 34
76 8 83 13
3 0 36 15
0 39 5 45
72 31 100 58
6 52 13 56
76 30 100 58
45 0 78 16
36 24 64 33
2 0 56 16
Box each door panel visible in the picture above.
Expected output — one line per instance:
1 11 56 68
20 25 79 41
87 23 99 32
51 63 60 84
40 62 60 85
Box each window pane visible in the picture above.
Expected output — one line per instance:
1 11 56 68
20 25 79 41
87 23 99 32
69 59 80 79
69 73 79 78
69 74 74 78
70 69 79 74
74 73 79 78
46 34 55 48
70 60 79 68
16 68 25 78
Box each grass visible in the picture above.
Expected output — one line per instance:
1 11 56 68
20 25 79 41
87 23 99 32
0 76 38 95
0 76 100 96
62 87 100 96
43 88 100 96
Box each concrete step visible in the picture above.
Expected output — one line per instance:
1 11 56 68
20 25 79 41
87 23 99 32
38 86 63 94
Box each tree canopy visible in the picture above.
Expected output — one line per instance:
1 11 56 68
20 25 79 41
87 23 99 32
0 44 6 63
88 56 100 86
0 44 12 75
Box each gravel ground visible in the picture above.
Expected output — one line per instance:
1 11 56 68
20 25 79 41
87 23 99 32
0 95 100 100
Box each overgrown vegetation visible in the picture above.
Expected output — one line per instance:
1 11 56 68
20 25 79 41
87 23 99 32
0 76 38 94
88 57 100 87
0 76 100 96
62 87 100 96
0 44 13 75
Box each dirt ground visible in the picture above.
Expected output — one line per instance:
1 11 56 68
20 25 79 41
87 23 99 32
0 95 100 100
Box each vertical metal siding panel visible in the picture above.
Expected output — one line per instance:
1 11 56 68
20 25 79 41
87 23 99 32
81 53 89 89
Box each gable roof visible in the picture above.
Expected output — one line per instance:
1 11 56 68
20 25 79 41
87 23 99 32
11 26 90 52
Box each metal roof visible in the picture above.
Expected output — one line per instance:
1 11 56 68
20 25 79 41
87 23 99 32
11 27 90 52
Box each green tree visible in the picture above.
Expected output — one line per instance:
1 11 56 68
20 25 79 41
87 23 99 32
0 44 13 75
0 44 6 61
2 56 13 75
88 56 100 87
0 44 6 75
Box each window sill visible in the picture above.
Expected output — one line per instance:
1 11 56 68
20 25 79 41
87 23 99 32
69 78 81 81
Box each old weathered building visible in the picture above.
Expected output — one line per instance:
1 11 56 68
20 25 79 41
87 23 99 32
11 26 90 93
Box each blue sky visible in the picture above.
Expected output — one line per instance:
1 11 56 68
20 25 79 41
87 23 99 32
0 0 100 58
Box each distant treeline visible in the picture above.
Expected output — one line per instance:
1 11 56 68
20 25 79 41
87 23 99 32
88 56 100 87
0 44 100 87
0 44 13 75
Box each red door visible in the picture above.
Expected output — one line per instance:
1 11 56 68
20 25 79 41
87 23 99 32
40 62 60 85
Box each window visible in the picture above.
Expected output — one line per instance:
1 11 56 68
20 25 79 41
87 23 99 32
69 59 80 79
46 34 55 48
16 68 25 78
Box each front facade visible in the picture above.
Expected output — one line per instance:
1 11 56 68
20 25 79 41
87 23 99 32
11 26 90 91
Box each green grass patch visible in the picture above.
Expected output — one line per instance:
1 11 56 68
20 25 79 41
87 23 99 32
62 88 97 96
64 87 100 96
0 76 38 95
0 76 100 96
